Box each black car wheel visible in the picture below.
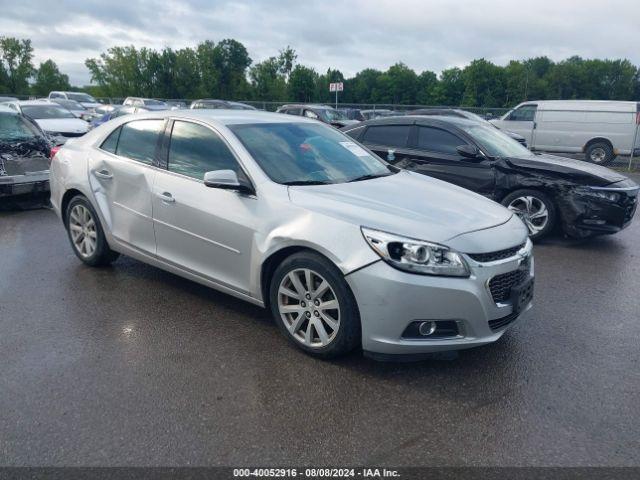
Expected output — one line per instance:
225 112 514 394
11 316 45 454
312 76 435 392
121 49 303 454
65 195 119 266
501 189 557 240
585 142 615 165
269 251 361 359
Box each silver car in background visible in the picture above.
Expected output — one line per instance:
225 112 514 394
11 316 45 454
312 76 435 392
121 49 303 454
49 110 533 359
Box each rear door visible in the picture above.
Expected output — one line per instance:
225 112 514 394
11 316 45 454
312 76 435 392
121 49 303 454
88 119 164 255
399 124 496 198
360 123 413 164
152 119 257 293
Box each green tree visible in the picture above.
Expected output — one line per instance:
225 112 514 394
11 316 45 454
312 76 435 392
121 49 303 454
250 57 287 101
278 46 297 81
212 39 251 99
416 70 438 104
432 67 464 105
288 65 317 102
0 37 34 95
461 58 505 107
32 59 70 96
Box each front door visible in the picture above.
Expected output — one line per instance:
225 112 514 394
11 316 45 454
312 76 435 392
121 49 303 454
398 125 496 198
152 120 258 294
88 119 165 255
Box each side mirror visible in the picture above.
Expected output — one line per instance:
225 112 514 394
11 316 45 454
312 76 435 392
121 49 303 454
203 170 254 195
456 145 481 160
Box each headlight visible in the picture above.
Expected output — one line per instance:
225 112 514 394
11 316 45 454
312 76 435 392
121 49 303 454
577 187 620 203
361 227 470 277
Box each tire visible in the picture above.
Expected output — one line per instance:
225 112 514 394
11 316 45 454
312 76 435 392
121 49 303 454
65 195 119 267
501 189 557 241
269 251 361 359
585 142 615 165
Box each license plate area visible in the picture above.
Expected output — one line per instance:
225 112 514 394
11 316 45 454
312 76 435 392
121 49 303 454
510 277 534 314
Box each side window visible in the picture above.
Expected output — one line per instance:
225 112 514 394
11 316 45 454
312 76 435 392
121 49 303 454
133 99 143 107
362 125 411 148
507 105 537 122
50 93 61 99
115 120 164 165
417 126 467 155
123 98 132 106
304 109 319 119
286 108 301 116
100 126 121 153
344 126 365 141
168 121 239 180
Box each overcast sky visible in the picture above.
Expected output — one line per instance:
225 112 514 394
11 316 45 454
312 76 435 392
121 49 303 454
1 0 639 86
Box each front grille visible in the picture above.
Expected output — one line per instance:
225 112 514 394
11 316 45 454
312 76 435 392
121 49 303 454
489 311 520 331
488 259 530 303
468 243 525 263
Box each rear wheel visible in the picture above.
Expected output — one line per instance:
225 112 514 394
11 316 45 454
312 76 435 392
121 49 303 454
269 252 361 358
585 142 615 165
65 195 119 266
501 189 556 241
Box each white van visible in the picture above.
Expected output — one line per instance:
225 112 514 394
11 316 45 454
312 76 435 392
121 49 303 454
491 100 640 165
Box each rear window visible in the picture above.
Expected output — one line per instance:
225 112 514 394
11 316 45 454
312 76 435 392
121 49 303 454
0 112 41 142
362 125 410 148
113 120 164 165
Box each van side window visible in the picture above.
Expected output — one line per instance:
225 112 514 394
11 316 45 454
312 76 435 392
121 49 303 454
507 105 537 122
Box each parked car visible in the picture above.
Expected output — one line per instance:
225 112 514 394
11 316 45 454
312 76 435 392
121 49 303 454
122 97 169 110
337 108 365 122
166 100 187 110
490 100 640 165
48 91 102 110
50 98 97 121
277 104 359 128
343 116 639 240
0 96 19 103
2 100 90 142
408 108 528 146
360 109 399 120
50 110 533 359
190 99 256 110
0 105 52 199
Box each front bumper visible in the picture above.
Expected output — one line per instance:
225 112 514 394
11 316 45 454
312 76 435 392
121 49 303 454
346 241 534 356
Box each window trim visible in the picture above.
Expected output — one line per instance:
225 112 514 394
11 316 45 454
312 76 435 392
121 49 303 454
162 118 256 194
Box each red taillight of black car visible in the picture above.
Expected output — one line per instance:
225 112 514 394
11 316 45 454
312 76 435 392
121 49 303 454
49 145 61 165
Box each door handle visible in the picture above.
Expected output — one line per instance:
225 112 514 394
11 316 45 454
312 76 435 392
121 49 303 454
94 169 113 179
157 191 175 203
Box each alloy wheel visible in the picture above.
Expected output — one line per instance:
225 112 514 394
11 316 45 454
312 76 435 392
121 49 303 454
68 204 98 258
277 268 340 348
507 195 549 236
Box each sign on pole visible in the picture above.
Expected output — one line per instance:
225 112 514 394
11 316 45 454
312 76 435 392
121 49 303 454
329 82 344 108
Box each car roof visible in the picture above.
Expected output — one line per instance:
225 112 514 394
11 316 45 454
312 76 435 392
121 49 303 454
0 105 17 114
110 108 321 126
281 104 333 110
344 115 479 130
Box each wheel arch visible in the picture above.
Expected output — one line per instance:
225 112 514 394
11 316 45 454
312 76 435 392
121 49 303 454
61 188 86 226
583 137 614 152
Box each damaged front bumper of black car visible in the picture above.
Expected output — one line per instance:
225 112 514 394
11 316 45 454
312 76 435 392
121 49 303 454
0 139 51 198
563 180 639 236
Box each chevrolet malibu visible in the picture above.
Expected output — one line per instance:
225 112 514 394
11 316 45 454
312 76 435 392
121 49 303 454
50 110 534 359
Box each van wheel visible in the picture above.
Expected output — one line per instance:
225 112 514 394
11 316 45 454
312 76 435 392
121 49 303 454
501 189 556 241
585 142 615 165
269 251 361 359
65 195 119 266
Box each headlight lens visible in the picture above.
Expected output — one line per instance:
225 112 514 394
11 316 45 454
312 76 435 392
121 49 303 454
361 227 470 277
577 187 620 203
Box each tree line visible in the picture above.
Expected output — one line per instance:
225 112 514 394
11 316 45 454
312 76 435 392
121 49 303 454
2 36 639 107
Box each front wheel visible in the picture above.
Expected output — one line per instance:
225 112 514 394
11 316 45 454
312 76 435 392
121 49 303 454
65 195 119 266
269 252 361 359
501 189 557 241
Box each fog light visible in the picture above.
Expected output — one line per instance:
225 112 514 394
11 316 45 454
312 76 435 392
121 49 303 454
418 321 437 336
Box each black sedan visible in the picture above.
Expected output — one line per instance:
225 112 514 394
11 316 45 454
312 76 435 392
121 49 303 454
343 116 639 240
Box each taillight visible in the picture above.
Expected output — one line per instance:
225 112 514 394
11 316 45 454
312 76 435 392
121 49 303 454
49 145 61 164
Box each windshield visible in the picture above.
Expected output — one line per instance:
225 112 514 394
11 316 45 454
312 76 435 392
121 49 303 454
461 123 532 158
0 112 41 141
56 100 85 110
318 108 347 122
67 93 97 103
229 122 394 185
21 105 76 119
461 111 489 123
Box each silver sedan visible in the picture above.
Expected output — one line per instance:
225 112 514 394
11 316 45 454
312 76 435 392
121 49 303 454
49 110 533 359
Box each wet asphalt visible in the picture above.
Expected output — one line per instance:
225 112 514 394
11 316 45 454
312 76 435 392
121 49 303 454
0 188 639 467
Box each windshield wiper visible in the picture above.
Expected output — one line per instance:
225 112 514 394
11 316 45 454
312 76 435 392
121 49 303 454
347 173 393 183
281 180 332 186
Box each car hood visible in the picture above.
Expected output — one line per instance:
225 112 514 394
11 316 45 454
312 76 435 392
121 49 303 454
287 170 513 245
0 137 50 175
504 153 626 186
35 118 89 134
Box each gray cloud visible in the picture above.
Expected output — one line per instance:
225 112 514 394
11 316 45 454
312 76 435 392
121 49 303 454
1 0 639 85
